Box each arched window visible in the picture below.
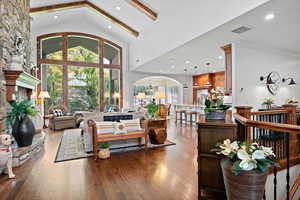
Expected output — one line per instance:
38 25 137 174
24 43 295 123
37 32 122 113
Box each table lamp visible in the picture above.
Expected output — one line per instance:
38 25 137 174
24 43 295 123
154 91 166 105
137 92 146 106
113 92 120 106
39 91 50 128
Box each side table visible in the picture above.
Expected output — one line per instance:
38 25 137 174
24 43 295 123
147 119 167 144
43 115 52 128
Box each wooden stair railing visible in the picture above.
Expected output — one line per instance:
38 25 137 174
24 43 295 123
235 105 300 200
288 173 300 200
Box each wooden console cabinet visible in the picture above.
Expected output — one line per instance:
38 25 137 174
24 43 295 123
197 114 237 199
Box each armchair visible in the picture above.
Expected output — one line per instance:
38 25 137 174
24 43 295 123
48 105 76 130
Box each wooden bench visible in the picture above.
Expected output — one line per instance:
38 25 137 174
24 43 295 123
88 119 149 160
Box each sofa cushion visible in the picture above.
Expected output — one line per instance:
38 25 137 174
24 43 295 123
54 116 74 122
96 122 115 134
53 109 63 117
120 119 142 132
114 122 127 134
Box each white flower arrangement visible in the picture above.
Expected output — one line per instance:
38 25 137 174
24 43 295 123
212 139 278 175
287 98 299 104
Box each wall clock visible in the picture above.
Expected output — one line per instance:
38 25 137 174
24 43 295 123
267 71 281 95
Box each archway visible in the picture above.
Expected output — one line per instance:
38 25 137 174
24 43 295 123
133 76 183 107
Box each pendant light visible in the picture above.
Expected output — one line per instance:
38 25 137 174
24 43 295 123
183 68 188 89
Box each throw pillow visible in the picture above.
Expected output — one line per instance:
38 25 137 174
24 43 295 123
114 122 127 135
96 122 115 134
120 119 142 132
53 109 63 117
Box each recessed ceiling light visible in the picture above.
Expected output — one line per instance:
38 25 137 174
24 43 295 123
265 13 275 20
218 56 223 59
115 6 121 11
185 61 190 64
171 65 175 69
108 25 112 29
54 15 58 19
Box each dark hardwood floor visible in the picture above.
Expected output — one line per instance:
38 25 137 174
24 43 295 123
0 120 198 200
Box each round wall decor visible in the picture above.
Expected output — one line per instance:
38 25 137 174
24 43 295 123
267 71 281 95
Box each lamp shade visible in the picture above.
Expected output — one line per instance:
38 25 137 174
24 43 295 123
137 92 146 99
289 78 296 85
113 93 120 98
154 91 166 99
38 91 50 99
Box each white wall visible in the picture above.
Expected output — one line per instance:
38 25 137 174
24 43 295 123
232 43 300 110
31 18 193 109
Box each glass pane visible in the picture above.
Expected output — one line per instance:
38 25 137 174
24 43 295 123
41 36 63 60
68 66 99 112
103 42 120 65
133 85 153 107
42 64 63 113
67 36 99 63
104 68 120 111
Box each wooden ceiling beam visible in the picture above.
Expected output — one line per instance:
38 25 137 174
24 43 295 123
30 1 139 37
29 1 87 14
128 0 158 21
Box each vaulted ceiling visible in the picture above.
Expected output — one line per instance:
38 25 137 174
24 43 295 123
30 0 270 72
136 0 300 75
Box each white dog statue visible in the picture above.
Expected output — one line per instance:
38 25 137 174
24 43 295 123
0 134 15 179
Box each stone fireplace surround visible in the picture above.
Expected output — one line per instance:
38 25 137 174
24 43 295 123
0 0 45 167
0 0 31 134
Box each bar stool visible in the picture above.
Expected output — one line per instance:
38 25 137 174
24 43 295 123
185 110 198 124
175 110 185 122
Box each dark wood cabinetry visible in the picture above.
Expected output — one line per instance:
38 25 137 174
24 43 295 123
192 72 225 104
221 44 232 95
197 114 237 199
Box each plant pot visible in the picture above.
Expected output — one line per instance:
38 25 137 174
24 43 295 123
205 110 226 120
98 148 110 159
220 159 268 200
12 115 36 147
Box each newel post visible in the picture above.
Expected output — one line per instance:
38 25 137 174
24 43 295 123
235 106 253 142
282 104 298 157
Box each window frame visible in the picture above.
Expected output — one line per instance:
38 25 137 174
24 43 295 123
37 32 123 111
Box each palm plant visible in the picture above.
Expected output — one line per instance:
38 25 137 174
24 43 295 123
6 100 37 127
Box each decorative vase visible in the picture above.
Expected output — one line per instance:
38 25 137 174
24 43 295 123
221 159 268 200
98 148 110 159
12 115 35 147
264 104 272 110
205 110 226 120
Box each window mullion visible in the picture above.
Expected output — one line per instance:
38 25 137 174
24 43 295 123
99 40 104 111
62 34 68 109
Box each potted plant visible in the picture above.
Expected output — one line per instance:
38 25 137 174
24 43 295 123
98 142 110 159
287 98 299 105
204 87 230 120
212 139 278 200
6 100 37 147
262 98 274 110
147 102 159 120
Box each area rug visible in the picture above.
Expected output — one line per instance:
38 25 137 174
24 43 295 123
55 129 176 163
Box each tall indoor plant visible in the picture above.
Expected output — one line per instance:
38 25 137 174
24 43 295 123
212 139 278 200
205 87 230 120
6 100 37 147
